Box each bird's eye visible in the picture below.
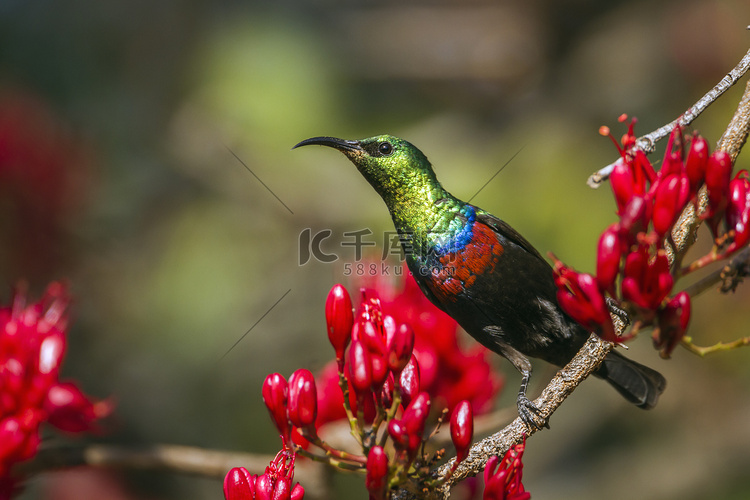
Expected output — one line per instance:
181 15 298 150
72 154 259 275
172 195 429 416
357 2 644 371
378 141 393 156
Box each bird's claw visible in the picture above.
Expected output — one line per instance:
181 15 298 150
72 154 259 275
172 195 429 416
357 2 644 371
517 395 549 431
606 297 630 327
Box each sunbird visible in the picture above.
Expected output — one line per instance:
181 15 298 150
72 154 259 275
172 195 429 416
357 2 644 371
295 135 666 428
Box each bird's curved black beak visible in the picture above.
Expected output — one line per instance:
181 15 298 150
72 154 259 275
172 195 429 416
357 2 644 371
293 136 363 153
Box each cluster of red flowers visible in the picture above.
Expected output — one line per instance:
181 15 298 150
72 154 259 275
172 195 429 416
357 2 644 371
224 278 512 499
258 284 478 498
0 283 112 498
223 451 305 500
312 275 502 426
553 117 747 357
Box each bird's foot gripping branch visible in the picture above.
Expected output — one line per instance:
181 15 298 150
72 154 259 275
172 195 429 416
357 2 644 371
553 116 750 358
223 281 527 500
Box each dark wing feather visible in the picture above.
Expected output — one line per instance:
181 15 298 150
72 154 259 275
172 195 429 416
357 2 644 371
475 211 547 263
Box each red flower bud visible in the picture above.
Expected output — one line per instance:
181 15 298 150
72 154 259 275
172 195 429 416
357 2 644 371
347 340 372 399
43 381 113 433
610 149 655 213
287 369 318 431
398 355 421 407
387 419 409 451
262 373 290 443
450 400 473 465
653 173 690 237
725 170 750 253
290 483 305 500
365 446 389 500
382 314 396 345
255 473 274 500
654 292 691 359
388 392 431 462
387 324 414 375
223 467 256 500
325 284 353 367
553 259 615 342
686 135 709 197
358 321 388 390
402 392 431 452
596 224 622 293
704 150 733 238
610 158 635 213
272 476 292 500
37 329 66 377
619 195 652 242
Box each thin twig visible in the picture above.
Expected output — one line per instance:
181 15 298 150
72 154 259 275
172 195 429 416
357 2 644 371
681 335 750 357
587 47 750 188
680 246 750 297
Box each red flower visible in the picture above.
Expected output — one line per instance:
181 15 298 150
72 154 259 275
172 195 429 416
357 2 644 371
450 400 474 467
262 373 290 445
353 320 389 391
552 258 616 342
223 451 304 500
398 355 421 408
652 172 690 237
618 195 652 244
0 282 112 493
325 285 353 369
223 467 256 500
386 324 414 376
347 339 372 400
483 438 530 500
703 151 734 238
388 392 431 463
596 224 623 293
287 369 317 432
685 135 709 198
365 446 389 500
43 382 113 434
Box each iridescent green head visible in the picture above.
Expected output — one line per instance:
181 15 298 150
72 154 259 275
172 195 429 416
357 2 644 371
294 134 445 211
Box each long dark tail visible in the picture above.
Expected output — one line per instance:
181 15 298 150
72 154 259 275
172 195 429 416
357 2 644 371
595 350 667 409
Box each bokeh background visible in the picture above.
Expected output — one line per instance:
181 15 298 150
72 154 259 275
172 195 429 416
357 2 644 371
2 0 750 498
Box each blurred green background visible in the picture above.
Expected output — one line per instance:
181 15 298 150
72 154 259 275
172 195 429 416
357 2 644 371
2 0 750 498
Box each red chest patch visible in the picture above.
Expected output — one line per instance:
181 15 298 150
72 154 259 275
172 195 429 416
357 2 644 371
425 223 504 303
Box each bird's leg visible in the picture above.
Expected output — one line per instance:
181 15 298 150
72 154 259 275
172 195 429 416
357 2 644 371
516 365 549 431
484 330 550 431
